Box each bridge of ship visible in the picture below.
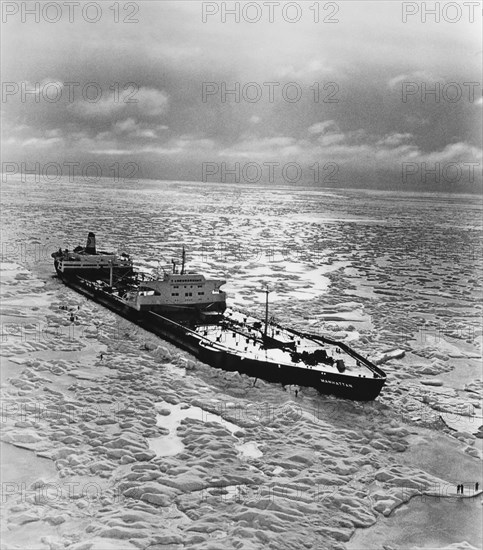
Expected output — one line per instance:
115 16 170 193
58 255 131 269
194 310 372 377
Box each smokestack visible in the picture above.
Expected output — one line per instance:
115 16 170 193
85 232 96 254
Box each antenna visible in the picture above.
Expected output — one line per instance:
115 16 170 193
264 287 270 339
109 260 113 287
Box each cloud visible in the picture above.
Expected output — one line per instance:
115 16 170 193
387 71 439 89
12 78 65 99
134 87 170 117
45 128 61 138
113 118 138 133
317 133 346 146
275 59 335 80
1 1 479 190
68 97 128 118
418 142 482 164
308 120 340 135
377 133 414 147
219 136 302 159
307 122 361 147
68 87 169 119
89 136 215 157
111 118 159 139
212 129 480 178
20 136 63 148
88 148 133 156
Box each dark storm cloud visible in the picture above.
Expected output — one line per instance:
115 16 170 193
2 1 481 190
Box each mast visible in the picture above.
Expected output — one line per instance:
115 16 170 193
109 260 113 287
264 288 269 338
181 247 186 275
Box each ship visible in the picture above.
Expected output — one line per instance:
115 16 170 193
52 233 387 400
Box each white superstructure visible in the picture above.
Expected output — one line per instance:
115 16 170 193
129 272 226 312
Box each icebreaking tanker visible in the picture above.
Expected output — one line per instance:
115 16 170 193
52 233 387 400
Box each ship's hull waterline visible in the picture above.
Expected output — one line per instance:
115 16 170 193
56 273 386 401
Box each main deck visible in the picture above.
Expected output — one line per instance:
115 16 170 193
192 309 376 379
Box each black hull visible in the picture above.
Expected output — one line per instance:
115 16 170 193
57 274 386 401
197 344 385 400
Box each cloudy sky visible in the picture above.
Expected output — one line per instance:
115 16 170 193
2 1 482 191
